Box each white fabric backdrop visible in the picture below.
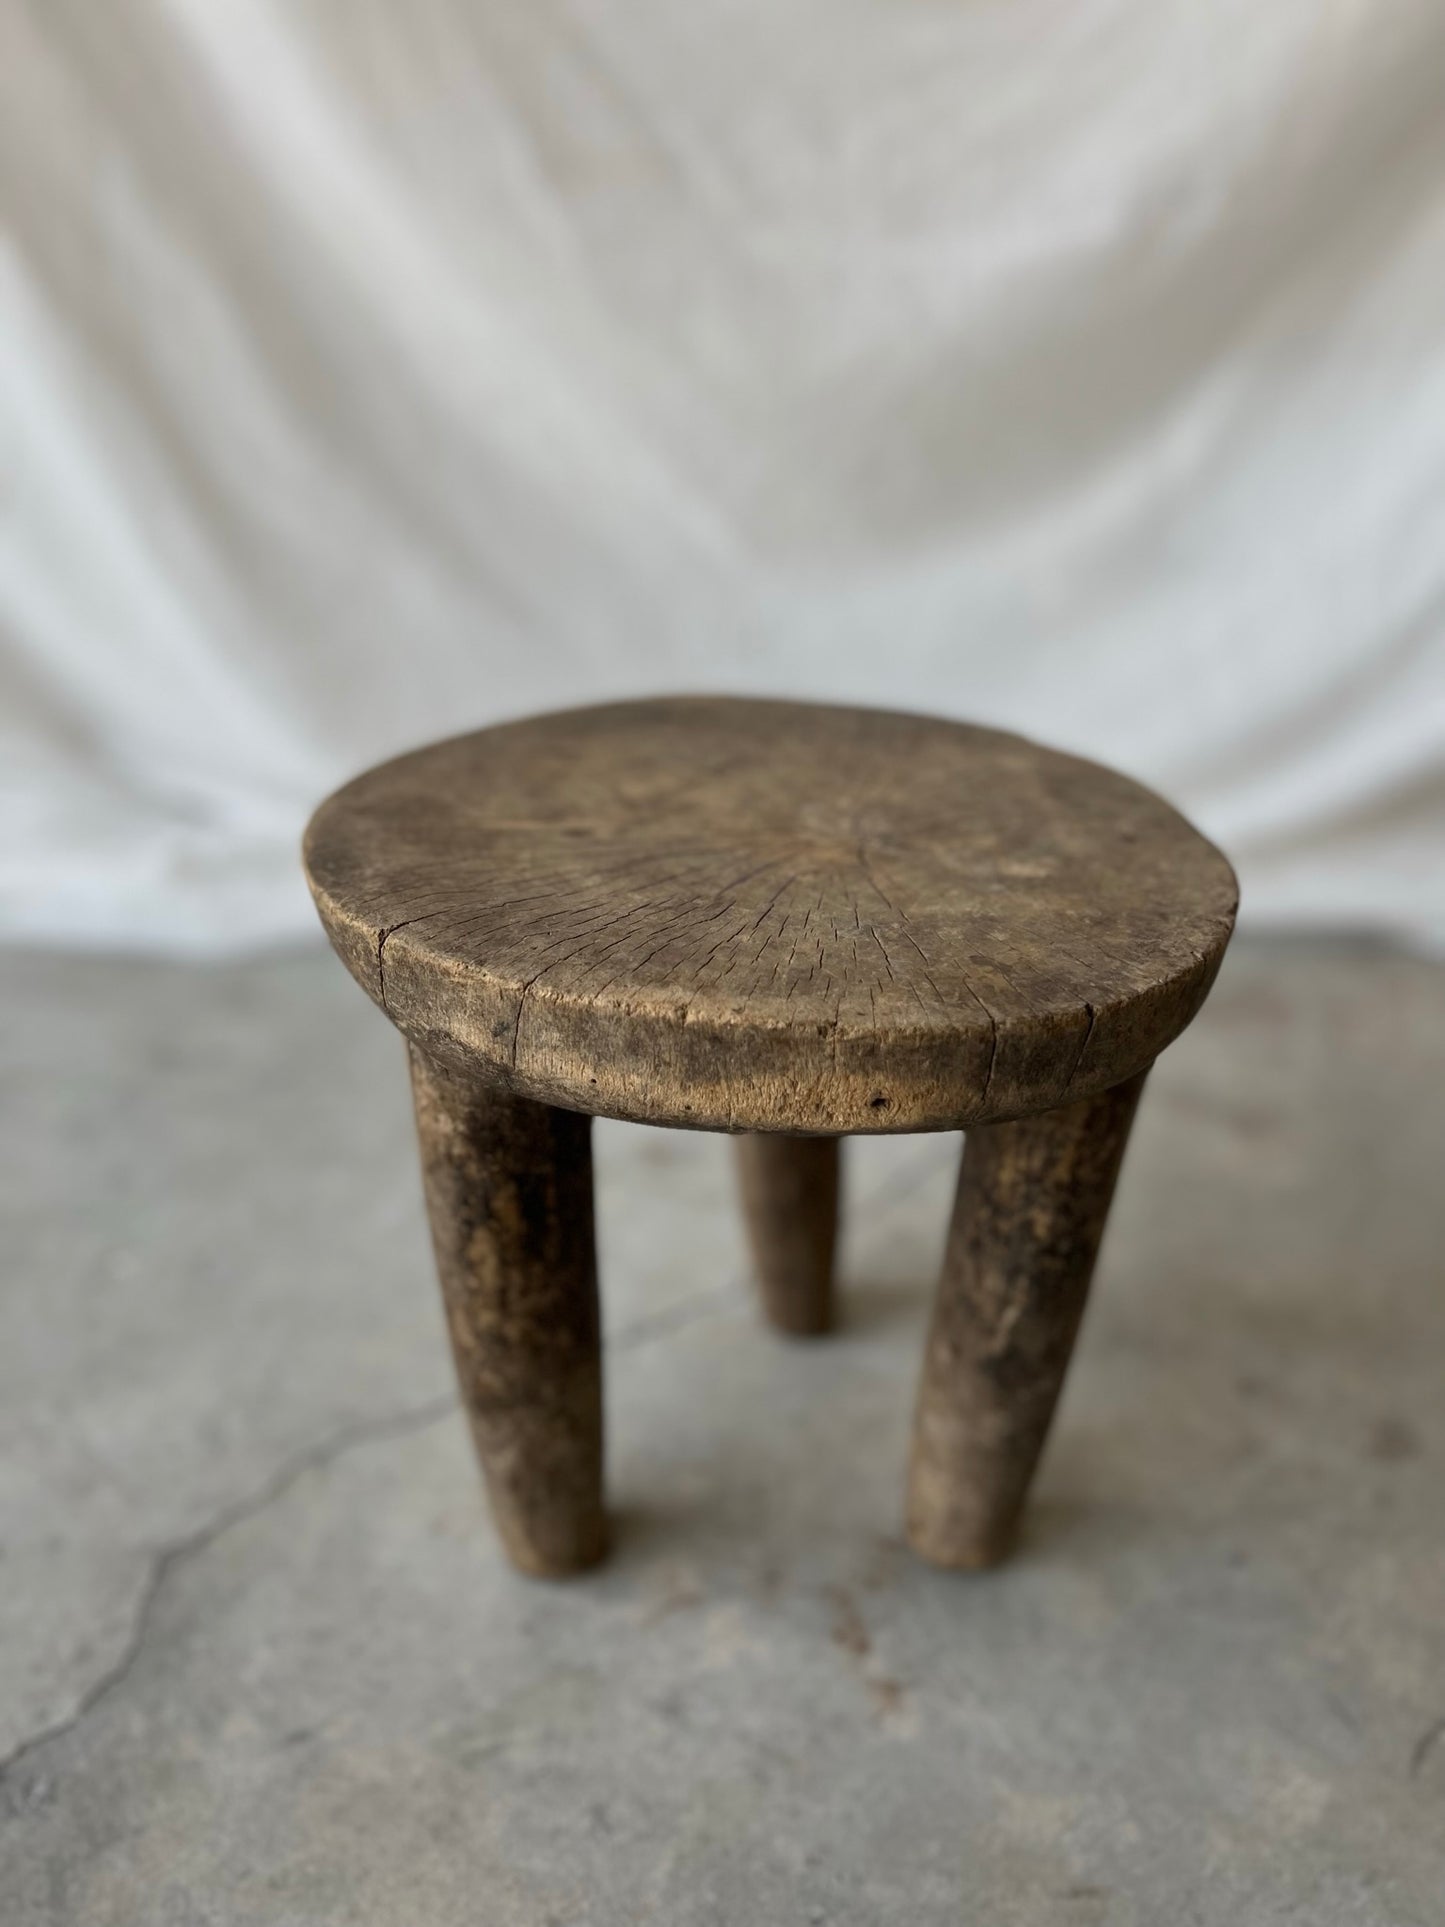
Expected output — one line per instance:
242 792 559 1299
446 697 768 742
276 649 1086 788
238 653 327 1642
3 0 1443 955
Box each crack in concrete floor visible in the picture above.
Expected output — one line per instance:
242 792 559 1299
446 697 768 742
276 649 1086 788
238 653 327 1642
3 942 1443 1926
0 1135 946 1788
0 1284 753 1788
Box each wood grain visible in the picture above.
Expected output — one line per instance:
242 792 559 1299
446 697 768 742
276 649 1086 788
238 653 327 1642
305 698 1237 1135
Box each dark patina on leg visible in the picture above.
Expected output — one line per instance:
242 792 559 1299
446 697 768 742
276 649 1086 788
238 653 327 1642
906 1071 1148 1569
409 1047 605 1577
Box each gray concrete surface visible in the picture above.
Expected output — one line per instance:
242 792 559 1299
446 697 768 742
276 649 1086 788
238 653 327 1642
1 939 1442 1925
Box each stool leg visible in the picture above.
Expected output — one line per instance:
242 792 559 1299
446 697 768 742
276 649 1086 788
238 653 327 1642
906 1071 1147 1569
735 1135 840 1336
408 1046 606 1577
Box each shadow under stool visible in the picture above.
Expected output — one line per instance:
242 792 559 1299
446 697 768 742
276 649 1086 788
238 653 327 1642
304 696 1237 1578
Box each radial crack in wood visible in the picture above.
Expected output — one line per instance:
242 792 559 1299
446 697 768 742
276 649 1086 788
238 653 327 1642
305 698 1236 1135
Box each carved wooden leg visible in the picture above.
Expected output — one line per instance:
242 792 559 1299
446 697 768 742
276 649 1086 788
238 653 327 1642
906 1071 1147 1569
735 1134 840 1336
408 1046 605 1577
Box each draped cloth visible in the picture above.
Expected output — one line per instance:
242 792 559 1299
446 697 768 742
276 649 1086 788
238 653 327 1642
3 0 1442 952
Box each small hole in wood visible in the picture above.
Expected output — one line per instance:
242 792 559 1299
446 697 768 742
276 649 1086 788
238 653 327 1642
869 1093 890 1110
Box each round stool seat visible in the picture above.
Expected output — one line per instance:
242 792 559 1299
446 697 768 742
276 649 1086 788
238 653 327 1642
305 697 1238 1577
304 697 1236 1134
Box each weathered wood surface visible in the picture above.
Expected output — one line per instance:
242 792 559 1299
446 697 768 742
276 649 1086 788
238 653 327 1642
906 1071 1147 1569
308 698 1236 1577
409 1047 605 1577
735 1135 840 1336
304 697 1237 1136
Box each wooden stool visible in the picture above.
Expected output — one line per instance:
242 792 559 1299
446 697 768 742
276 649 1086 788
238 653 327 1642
304 698 1236 1577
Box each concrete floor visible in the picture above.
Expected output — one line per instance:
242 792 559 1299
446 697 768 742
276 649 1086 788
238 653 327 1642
1 939 1442 1925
